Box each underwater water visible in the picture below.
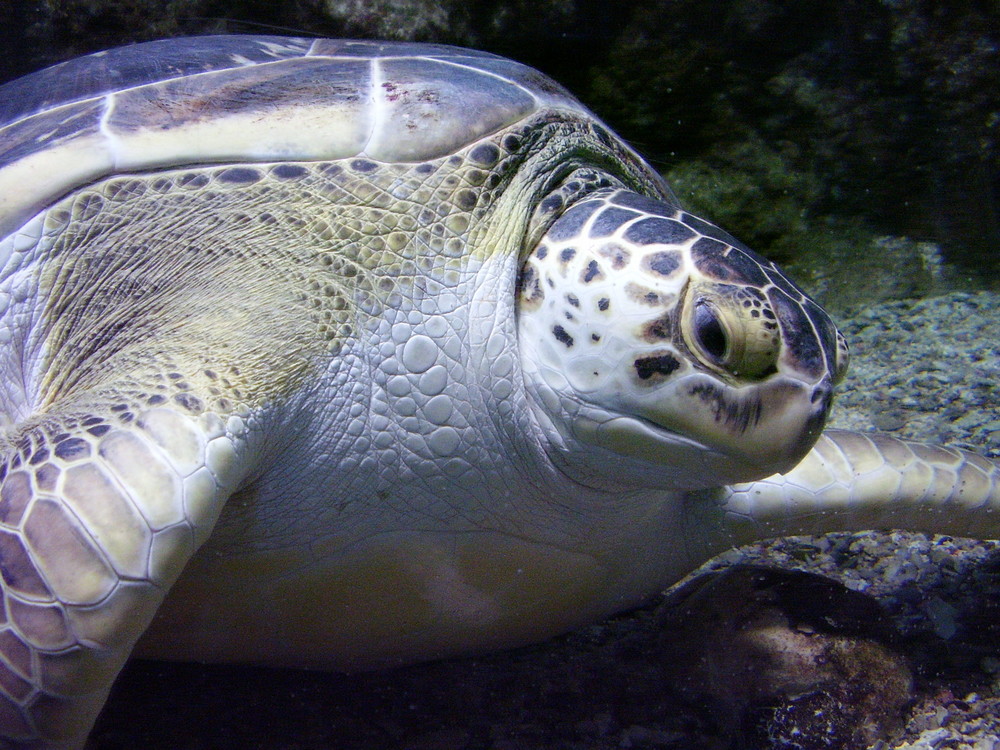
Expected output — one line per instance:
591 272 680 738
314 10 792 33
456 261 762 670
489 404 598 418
1 2 998 749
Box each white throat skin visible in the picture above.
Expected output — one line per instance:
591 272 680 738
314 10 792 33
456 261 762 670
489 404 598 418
517 188 844 490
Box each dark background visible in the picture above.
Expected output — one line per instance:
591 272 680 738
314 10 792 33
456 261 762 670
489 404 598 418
2 0 998 295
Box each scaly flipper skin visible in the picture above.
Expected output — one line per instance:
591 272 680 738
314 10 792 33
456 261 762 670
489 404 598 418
0 403 246 747
722 430 1000 542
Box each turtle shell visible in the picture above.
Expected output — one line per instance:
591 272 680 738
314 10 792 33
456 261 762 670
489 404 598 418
0 36 590 240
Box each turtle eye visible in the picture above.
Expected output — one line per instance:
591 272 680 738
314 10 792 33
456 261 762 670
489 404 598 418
683 283 780 381
693 302 728 364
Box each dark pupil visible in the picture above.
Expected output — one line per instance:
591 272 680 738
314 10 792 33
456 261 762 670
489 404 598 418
694 303 727 361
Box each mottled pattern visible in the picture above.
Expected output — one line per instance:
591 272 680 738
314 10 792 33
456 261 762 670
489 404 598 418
517 188 846 485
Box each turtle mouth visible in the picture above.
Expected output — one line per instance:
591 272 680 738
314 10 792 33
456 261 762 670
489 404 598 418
572 411 780 490
580 373 833 488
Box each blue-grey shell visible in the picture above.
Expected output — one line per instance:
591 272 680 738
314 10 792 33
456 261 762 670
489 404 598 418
0 36 593 239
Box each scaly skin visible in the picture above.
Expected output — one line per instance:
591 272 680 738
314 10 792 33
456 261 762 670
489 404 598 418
721 430 1000 542
0 37 996 749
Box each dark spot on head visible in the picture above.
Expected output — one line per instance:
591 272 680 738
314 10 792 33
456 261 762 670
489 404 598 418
469 143 500 166
553 325 574 348
350 159 378 173
625 217 696 246
693 241 769 286
766 268 806 300
690 238 736 280
54 437 90 461
596 243 630 270
625 282 665 306
517 265 544 305
590 207 639 238
642 314 673 342
680 212 732 240
271 164 308 180
415 162 435 174
217 167 262 184
690 382 763 434
559 248 576 263
598 297 610 312
803 298 841 378
610 191 676 215
582 260 603 284
634 353 681 380
87 425 111 437
547 200 601 242
642 250 683 277
767 288 824 377
566 294 580 307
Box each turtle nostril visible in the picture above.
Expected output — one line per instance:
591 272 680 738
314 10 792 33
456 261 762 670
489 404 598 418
810 381 833 413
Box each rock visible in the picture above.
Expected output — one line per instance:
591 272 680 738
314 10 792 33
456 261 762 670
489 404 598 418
656 565 913 749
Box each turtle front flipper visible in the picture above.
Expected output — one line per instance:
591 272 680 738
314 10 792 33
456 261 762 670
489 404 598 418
720 430 1000 542
0 399 247 748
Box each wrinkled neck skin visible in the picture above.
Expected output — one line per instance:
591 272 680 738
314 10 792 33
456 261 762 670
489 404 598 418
522 380 730 493
222 247 704 572
151 247 710 671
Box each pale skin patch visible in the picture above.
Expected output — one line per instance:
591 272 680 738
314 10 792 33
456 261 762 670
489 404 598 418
136 532 611 671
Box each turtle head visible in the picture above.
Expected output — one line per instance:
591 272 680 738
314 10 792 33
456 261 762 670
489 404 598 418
517 188 849 490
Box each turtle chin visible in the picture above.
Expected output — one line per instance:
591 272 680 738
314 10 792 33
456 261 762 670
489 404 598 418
566 373 832 490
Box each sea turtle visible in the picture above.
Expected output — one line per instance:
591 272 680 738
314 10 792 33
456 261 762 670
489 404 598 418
0 35 996 748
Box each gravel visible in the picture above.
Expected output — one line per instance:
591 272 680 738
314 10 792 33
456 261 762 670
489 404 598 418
828 291 1000 457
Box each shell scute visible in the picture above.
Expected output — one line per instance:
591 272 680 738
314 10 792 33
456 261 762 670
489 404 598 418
0 35 588 240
